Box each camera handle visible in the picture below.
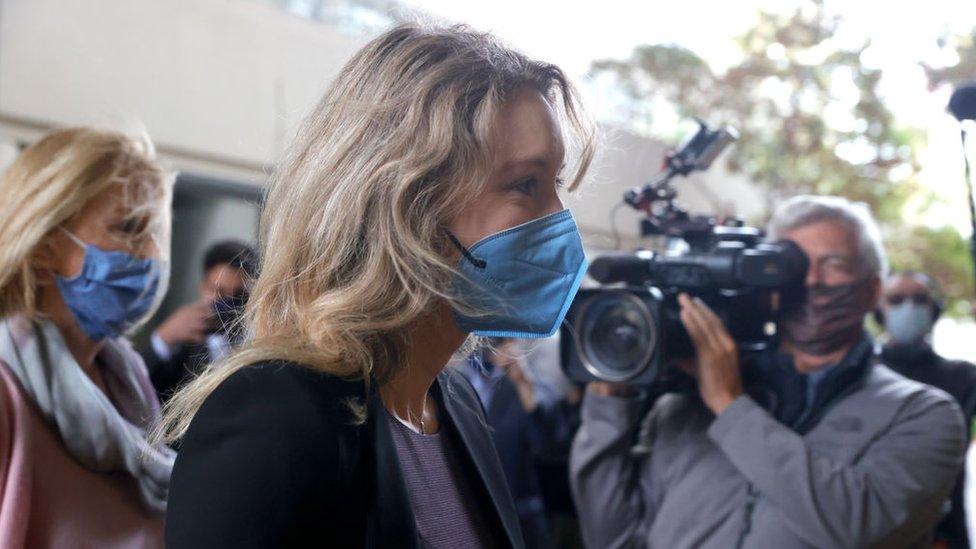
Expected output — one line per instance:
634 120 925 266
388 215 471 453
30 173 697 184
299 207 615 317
622 120 739 245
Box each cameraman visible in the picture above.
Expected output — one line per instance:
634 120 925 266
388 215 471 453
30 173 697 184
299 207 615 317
570 195 967 548
141 240 257 400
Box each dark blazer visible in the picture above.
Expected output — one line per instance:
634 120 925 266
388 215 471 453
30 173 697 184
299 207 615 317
165 360 524 548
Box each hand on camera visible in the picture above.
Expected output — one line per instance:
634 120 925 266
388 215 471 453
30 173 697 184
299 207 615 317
677 293 743 415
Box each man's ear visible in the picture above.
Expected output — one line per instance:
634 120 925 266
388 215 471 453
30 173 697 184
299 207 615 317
869 275 882 307
869 275 885 326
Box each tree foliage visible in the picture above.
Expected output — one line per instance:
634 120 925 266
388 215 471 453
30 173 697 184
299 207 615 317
591 0 974 313
922 30 976 88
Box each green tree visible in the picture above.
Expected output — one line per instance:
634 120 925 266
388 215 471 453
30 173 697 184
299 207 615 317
917 26 976 313
591 0 974 313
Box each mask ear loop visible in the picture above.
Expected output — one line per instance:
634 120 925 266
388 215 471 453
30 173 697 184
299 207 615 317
58 226 88 250
42 227 89 283
447 232 487 269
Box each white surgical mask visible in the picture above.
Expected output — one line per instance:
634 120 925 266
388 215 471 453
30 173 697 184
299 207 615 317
885 302 933 345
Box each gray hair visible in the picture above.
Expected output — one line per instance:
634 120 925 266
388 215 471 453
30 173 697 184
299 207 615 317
765 195 888 278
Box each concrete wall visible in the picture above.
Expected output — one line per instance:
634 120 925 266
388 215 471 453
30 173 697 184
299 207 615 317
0 0 367 183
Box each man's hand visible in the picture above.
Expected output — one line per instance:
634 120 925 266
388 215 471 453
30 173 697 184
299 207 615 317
678 293 743 415
155 301 213 348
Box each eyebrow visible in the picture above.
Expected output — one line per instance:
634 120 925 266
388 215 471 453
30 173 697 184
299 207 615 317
813 253 857 271
498 156 553 173
816 253 854 262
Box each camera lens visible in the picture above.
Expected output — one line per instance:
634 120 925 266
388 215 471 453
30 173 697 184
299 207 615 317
575 291 657 382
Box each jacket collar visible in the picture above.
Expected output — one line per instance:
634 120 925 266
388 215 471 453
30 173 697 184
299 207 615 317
365 388 419 549
880 340 936 367
752 333 875 434
436 371 522 548
363 370 522 549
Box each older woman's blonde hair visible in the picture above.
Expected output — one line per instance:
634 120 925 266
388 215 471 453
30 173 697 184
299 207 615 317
0 127 173 322
157 22 596 441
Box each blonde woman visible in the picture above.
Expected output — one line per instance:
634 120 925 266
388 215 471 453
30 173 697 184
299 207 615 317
160 23 595 549
0 128 175 547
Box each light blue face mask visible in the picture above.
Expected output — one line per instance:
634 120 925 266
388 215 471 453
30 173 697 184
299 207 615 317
451 209 587 339
55 229 163 341
885 302 934 345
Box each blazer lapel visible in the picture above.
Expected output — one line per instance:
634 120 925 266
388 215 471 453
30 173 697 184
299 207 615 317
437 373 523 549
365 390 420 549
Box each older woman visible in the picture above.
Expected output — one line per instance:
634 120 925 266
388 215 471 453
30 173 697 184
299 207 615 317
159 23 595 548
0 128 174 547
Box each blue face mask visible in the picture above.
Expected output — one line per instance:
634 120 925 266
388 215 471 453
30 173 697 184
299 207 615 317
885 302 933 345
55 229 163 341
451 209 587 339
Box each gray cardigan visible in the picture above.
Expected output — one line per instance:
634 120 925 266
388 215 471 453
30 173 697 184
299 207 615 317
570 364 967 549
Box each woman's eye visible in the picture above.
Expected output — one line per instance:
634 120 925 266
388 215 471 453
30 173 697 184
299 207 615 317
555 176 567 189
115 217 148 235
513 177 539 196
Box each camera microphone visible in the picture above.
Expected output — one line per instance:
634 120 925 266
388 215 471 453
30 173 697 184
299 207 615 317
949 82 976 121
948 82 976 300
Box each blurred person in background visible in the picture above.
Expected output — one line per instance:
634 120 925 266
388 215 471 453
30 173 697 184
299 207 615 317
141 240 257 400
464 338 582 549
157 22 595 548
0 127 174 547
520 334 585 549
571 195 967 548
878 271 976 548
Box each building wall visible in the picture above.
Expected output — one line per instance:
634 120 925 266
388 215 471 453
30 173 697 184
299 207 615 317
573 124 768 250
0 0 366 183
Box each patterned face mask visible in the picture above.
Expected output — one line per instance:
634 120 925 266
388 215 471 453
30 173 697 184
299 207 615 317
779 277 874 356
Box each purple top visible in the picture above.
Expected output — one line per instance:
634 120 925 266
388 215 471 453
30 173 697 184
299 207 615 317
385 408 497 548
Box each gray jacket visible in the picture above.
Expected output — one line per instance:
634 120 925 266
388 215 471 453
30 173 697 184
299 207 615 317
570 364 967 548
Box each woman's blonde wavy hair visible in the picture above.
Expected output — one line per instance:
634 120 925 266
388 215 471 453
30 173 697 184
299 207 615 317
157 22 596 442
0 127 172 324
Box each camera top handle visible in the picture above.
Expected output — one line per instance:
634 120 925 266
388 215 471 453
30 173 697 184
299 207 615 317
624 120 739 210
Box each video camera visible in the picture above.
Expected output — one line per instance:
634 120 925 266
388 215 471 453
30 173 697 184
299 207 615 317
561 121 808 387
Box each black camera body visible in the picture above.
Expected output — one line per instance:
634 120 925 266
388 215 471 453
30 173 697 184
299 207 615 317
561 238 807 386
560 121 808 387
562 287 664 386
